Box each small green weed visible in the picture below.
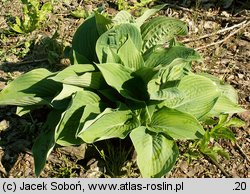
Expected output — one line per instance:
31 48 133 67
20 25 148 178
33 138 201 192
71 7 92 19
94 140 132 177
53 161 78 178
7 0 52 34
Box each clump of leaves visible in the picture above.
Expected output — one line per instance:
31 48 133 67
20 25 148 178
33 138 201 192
94 140 132 177
0 5 245 177
199 113 245 162
7 0 52 34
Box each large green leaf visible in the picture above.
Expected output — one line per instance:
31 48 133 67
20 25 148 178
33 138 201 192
144 45 202 68
117 36 144 70
69 49 91 64
50 64 95 82
147 59 191 100
49 81 84 110
0 68 60 106
78 108 139 143
72 16 99 63
56 90 100 146
141 17 188 52
133 67 158 84
95 12 113 35
52 84 83 102
150 107 204 139
112 11 135 25
200 73 238 103
16 106 33 116
136 4 166 27
97 62 132 92
32 110 62 176
98 88 124 103
150 87 183 101
130 126 179 177
148 59 191 86
96 23 142 63
200 73 245 115
76 103 102 137
209 96 245 115
165 59 192 81
164 74 220 119
97 63 147 101
62 72 105 89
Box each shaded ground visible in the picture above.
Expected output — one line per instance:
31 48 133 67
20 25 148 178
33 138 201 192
0 0 249 178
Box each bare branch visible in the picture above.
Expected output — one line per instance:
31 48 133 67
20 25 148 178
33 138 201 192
182 20 248 43
2 58 48 66
235 142 250 163
195 21 250 50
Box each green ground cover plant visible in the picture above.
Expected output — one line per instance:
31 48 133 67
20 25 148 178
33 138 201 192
7 0 52 34
0 5 245 177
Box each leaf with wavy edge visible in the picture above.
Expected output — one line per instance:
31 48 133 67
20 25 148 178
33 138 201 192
130 126 179 177
78 108 139 143
141 17 188 52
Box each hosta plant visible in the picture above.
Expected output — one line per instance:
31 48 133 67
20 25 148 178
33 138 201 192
0 5 245 177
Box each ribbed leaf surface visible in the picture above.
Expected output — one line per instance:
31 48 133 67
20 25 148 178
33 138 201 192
141 17 188 52
97 63 148 101
150 87 183 101
95 12 112 35
62 72 105 89
50 64 95 82
112 11 134 24
118 36 144 70
72 16 99 63
130 126 178 177
200 73 245 116
144 45 202 67
78 108 139 143
96 23 142 63
136 4 166 27
32 110 62 176
150 107 204 139
56 91 100 146
168 74 220 119
0 68 60 106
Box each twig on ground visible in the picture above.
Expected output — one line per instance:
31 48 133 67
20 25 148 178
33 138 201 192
195 21 250 50
205 156 232 178
163 3 249 23
24 149 33 156
79 0 84 6
164 3 194 13
0 164 7 177
235 142 250 163
182 20 247 43
1 58 48 66
205 15 250 22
